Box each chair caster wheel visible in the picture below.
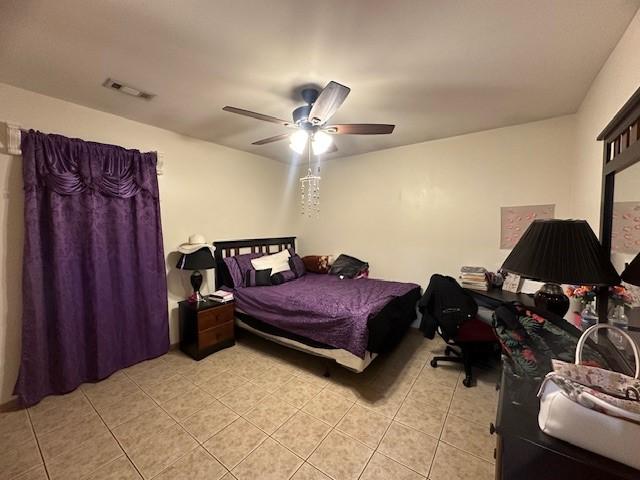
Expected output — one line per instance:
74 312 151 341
462 377 473 388
430 359 438 368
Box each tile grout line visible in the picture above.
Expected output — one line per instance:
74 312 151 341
440 368 499 470
210 416 271 474
11 334 496 480
267 396 334 459
24 407 51 480
276 377 339 480
298 382 363 479
88 366 221 478
172 361 332 478
122 362 210 450
437 438 496 467
137 364 246 478
81 388 148 480
25 359 329 480
355 349 435 480
441 409 498 464
425 361 460 480
308 352 427 479
152 387 236 477
30 389 137 480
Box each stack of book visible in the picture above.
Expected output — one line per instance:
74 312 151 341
209 290 234 303
460 266 489 291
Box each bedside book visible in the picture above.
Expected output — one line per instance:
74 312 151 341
210 290 234 302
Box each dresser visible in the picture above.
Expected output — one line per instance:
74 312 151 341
494 361 639 479
178 299 235 360
465 288 639 479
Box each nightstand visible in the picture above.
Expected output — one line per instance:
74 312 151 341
178 299 235 360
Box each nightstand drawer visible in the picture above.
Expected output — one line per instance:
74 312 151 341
199 321 234 348
198 303 234 331
179 299 235 360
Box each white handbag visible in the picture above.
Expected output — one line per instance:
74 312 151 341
537 324 640 470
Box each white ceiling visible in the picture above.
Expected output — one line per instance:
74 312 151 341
0 0 638 162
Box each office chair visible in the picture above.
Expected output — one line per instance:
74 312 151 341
419 274 498 387
429 316 497 387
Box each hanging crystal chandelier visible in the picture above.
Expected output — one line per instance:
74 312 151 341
300 167 321 217
299 136 321 217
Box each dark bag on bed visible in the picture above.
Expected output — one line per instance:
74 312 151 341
418 274 477 341
329 254 369 279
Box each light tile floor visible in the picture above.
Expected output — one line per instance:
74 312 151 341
0 329 498 480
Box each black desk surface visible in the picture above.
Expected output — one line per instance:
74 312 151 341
463 288 639 477
468 288 640 337
464 287 535 307
498 366 639 479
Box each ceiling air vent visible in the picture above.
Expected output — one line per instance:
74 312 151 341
103 78 155 100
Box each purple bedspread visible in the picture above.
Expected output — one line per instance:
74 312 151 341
234 273 419 358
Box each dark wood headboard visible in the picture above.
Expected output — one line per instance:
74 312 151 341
213 236 296 289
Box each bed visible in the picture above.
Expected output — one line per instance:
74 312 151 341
213 237 421 372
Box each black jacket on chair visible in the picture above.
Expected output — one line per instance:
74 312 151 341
418 274 478 341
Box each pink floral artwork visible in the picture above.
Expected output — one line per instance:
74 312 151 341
500 204 555 249
612 201 640 254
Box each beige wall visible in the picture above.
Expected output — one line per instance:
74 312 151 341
291 115 577 285
572 10 640 230
0 83 291 404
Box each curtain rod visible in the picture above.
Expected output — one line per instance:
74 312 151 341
5 122 164 175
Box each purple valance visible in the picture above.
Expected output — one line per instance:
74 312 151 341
21 130 158 198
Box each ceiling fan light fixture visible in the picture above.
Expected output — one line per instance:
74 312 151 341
289 130 309 154
311 131 333 155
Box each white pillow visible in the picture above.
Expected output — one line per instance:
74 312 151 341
251 249 291 274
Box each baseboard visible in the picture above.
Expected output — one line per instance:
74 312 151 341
0 397 21 412
2 345 181 412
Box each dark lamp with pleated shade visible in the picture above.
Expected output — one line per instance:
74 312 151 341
501 219 620 316
622 253 640 287
176 247 216 302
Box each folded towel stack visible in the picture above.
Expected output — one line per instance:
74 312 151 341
460 266 489 291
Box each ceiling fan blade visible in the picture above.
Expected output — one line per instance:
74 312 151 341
251 133 291 145
323 124 395 135
308 81 351 125
223 106 293 127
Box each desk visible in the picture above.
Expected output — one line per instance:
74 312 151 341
464 287 535 307
462 290 638 478
495 365 639 480
468 288 640 364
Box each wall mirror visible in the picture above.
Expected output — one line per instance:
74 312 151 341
599 85 640 358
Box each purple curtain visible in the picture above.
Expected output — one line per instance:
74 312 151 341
15 130 169 406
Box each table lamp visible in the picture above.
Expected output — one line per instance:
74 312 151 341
621 253 640 287
176 246 215 302
501 219 620 316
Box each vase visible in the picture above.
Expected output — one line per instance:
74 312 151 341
580 301 598 331
608 304 629 329
608 303 629 349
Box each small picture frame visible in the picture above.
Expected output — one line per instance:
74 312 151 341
503 273 523 293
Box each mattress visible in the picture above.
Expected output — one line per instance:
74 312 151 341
235 316 377 372
232 273 420 358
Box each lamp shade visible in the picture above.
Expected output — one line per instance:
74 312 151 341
501 219 620 286
176 247 215 271
621 253 640 286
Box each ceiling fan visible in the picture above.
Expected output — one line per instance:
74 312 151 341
222 81 395 155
